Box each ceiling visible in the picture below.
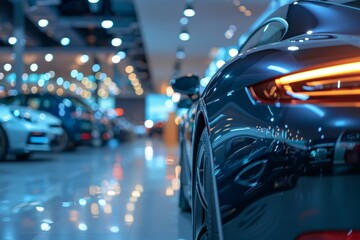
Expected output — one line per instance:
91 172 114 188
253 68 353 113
0 0 271 98
135 0 270 91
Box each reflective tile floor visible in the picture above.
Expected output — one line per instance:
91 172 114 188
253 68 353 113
0 137 192 240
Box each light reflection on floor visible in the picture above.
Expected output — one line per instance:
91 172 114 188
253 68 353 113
0 137 191 240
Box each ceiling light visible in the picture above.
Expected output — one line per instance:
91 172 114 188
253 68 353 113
38 19 49 28
80 54 89 63
245 10 252 16
101 20 113 29
45 53 53 62
112 55 121 64
92 64 100 72
60 37 70 46
71 69 78 78
88 0 99 3
111 38 122 47
239 6 246 12
4 63 12 72
179 30 190 41
117 51 126 59
176 48 186 59
183 3 195 17
180 17 188 25
125 65 134 73
30 63 38 72
8 37 17 45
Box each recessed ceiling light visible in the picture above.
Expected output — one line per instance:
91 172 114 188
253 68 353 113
101 20 113 29
112 55 121 64
183 4 195 17
179 30 190 41
60 37 70 46
8 37 17 45
80 54 89 63
38 19 49 28
45 53 53 62
180 17 188 25
92 64 100 72
4 63 12 72
117 51 126 59
111 38 122 47
30 63 38 72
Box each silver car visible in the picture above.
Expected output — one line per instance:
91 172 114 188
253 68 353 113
0 104 64 160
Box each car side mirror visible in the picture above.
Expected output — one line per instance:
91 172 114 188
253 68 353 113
170 75 200 98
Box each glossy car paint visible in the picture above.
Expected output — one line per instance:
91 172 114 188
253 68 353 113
175 1 360 239
0 93 96 148
0 104 51 158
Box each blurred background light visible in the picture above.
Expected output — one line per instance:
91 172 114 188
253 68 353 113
112 55 121 64
101 20 113 29
179 30 190 41
8 37 17 45
45 53 53 62
60 37 70 46
92 64 100 72
117 51 126 59
38 19 49 27
80 54 89 63
228 48 238 57
111 38 122 47
4 63 12 72
184 3 195 17
30 63 38 72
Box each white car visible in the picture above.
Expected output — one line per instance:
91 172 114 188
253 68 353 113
0 104 64 160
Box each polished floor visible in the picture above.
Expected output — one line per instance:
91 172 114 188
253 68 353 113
0 137 192 240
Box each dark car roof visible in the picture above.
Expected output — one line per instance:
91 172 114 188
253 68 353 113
308 0 360 9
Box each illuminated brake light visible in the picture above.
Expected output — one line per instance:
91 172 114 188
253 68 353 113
297 230 360 240
277 61 360 85
249 59 360 105
80 133 92 140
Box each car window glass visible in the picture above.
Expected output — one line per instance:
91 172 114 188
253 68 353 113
42 99 52 109
0 96 20 105
240 20 287 53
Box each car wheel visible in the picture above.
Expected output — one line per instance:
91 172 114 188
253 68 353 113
179 144 191 212
16 153 31 160
0 126 8 161
51 131 68 152
193 129 222 240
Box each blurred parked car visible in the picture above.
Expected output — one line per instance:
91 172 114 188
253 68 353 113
0 104 55 160
112 116 135 142
93 109 114 146
147 120 164 137
15 106 65 153
172 1 360 239
0 93 97 150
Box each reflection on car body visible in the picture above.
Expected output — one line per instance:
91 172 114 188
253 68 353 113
0 104 55 160
172 1 360 239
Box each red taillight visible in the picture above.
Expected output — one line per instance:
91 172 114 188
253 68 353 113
102 132 110 140
248 59 360 106
80 133 92 140
297 231 360 240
